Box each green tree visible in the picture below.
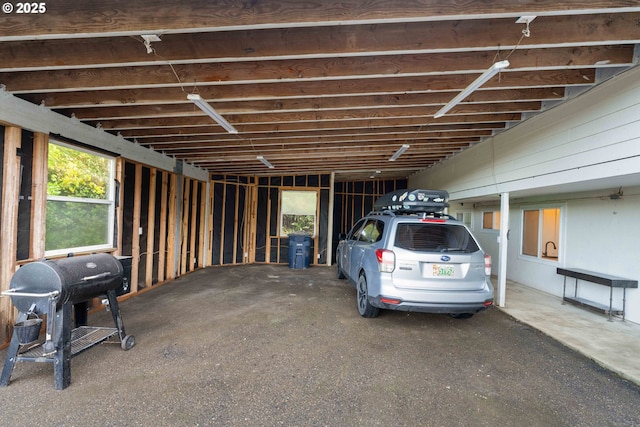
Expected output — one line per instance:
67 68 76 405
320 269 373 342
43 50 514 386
47 144 110 198
46 143 112 251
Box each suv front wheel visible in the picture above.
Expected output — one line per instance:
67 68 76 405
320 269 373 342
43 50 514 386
357 274 380 318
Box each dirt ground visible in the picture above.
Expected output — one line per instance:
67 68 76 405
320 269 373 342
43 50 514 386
1 264 639 426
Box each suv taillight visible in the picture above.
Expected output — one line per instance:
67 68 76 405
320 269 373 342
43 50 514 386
484 254 492 276
376 249 395 273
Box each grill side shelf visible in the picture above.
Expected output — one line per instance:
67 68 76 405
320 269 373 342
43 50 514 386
17 327 119 360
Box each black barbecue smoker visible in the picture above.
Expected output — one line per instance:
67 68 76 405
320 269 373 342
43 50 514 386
0 253 135 390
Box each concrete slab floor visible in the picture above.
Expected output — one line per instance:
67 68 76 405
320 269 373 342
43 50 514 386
0 265 639 427
498 280 640 386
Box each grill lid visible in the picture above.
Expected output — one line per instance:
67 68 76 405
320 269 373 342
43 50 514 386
9 253 124 314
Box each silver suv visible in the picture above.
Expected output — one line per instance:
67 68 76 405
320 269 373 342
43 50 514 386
336 189 494 318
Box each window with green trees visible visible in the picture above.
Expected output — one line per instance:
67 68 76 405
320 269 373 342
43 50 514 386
46 141 115 255
280 190 317 237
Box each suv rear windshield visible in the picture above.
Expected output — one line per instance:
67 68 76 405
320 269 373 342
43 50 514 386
394 223 480 253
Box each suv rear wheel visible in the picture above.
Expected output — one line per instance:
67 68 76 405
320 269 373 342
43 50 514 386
357 274 380 318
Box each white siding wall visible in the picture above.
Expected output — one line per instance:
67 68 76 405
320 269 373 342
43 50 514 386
411 66 640 323
410 66 640 199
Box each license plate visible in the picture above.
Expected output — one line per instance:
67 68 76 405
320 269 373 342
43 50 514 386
432 264 455 277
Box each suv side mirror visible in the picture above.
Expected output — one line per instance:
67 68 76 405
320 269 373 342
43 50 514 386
338 233 347 240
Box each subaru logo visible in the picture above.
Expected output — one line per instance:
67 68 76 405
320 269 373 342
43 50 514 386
441 255 451 262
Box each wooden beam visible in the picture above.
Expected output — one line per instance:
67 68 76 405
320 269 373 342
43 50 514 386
189 179 198 270
118 113 522 137
151 134 486 153
30 132 48 259
2 10 638 62
197 181 206 269
1 126 22 344
166 173 177 280
114 158 125 255
180 177 191 275
23 70 594 107
157 171 168 282
124 120 510 140
3 45 632 91
130 163 142 293
60 87 565 121
145 167 157 287
89 103 542 132
247 184 257 264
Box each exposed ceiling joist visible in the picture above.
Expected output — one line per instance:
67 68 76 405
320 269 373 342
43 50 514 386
1 1 638 181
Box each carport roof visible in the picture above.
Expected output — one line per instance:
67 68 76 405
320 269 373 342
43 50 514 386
1 1 639 181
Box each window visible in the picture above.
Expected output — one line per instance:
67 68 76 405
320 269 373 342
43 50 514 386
522 207 561 260
394 223 479 253
357 220 384 243
482 211 500 230
347 219 367 241
46 141 116 255
280 190 317 237
456 212 472 228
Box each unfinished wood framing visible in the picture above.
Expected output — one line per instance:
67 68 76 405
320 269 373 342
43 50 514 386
145 168 157 288
0 126 22 344
334 179 406 235
29 132 48 260
130 163 142 293
114 158 125 256
180 177 190 275
189 179 198 270
246 184 257 264
157 172 169 282
198 181 206 269
166 173 177 280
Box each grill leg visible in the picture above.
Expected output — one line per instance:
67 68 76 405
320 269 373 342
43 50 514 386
53 304 72 390
106 290 126 341
0 312 28 387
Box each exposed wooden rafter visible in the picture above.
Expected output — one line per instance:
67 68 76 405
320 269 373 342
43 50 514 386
1 1 638 180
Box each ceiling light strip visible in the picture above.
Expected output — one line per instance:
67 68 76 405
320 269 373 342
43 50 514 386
434 60 510 119
187 94 238 134
389 144 410 161
256 155 274 168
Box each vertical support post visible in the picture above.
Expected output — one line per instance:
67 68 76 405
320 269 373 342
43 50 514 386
166 173 178 280
114 157 125 256
130 163 142 293
326 172 335 266
1 126 21 345
198 181 207 268
157 172 169 281
206 179 214 267
145 168 157 287
498 192 510 307
30 132 48 259
180 177 191 274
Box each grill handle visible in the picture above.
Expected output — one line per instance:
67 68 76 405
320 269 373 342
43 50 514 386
81 272 112 281
1 289 60 298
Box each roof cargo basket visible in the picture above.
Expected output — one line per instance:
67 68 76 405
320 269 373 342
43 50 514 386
373 189 449 214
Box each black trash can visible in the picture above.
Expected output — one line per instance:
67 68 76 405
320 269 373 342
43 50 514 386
288 233 312 269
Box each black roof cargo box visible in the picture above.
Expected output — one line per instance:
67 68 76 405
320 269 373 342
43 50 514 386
373 189 449 213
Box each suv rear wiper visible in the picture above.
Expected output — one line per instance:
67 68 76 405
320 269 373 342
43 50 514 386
439 247 468 253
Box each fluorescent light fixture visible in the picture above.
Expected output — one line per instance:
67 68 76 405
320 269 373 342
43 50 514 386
389 144 410 161
187 93 238 134
257 155 274 169
434 60 510 118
